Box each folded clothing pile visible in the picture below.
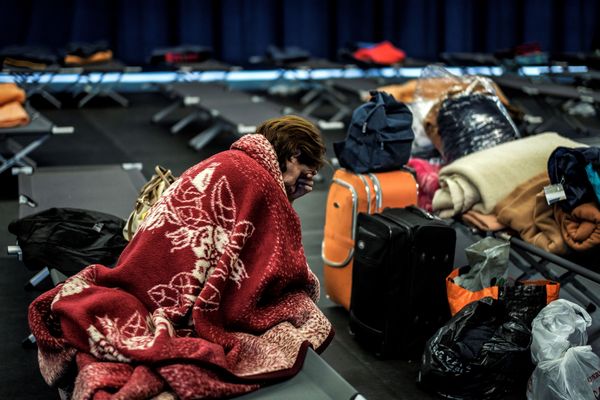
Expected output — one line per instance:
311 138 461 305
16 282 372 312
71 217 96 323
149 45 212 66
63 41 113 66
432 132 583 219
0 83 29 128
0 45 58 70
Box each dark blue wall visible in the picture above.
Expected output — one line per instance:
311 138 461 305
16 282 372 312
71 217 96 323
0 0 597 66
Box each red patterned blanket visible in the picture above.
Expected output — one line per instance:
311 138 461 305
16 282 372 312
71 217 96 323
29 134 333 399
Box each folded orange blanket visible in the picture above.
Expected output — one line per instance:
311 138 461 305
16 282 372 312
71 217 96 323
2 57 48 70
64 50 113 66
0 82 26 106
555 202 600 252
0 101 29 128
461 210 506 232
494 172 567 255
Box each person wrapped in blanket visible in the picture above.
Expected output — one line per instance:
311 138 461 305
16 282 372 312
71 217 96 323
28 115 334 399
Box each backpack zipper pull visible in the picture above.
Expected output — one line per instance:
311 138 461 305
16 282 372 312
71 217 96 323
362 122 367 133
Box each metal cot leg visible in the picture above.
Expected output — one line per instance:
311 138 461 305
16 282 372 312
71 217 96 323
189 122 226 150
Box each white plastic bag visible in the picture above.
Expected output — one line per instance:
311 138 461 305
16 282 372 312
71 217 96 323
530 299 592 363
527 346 600 400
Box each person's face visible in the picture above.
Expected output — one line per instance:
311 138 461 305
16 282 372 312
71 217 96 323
282 155 315 192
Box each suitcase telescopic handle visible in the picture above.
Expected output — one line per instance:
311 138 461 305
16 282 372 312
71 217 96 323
405 205 436 220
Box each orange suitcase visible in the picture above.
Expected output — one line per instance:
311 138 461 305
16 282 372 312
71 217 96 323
322 168 418 310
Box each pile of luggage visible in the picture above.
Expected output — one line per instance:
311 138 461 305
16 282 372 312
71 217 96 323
322 65 600 399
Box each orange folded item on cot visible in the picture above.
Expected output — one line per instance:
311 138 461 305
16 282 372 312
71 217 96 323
0 101 30 128
0 83 26 106
64 50 113 66
2 57 48 70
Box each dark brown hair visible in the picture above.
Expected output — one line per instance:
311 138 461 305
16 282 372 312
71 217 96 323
256 115 326 172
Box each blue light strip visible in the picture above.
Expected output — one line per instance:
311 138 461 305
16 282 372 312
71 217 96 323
568 65 588 73
0 65 589 85
226 70 282 81
51 73 86 83
519 65 589 76
118 72 178 83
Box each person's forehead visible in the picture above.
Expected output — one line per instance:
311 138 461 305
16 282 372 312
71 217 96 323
292 156 318 172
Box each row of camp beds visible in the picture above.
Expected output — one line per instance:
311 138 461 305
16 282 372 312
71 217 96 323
3 60 140 109
491 74 600 144
4 70 600 182
0 77 380 189
0 106 73 175
152 82 345 150
151 54 410 141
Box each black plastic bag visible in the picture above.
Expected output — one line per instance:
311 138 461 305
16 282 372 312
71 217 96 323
437 93 519 163
500 281 553 324
8 207 128 275
418 297 539 399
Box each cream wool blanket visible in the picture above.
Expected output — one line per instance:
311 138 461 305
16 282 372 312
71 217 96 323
432 133 583 218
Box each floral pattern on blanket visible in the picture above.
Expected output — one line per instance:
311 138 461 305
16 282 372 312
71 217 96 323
140 161 255 313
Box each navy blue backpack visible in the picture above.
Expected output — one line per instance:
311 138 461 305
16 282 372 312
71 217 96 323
334 90 414 173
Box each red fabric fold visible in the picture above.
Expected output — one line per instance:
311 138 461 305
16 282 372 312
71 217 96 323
29 134 333 399
353 41 406 65
407 157 441 212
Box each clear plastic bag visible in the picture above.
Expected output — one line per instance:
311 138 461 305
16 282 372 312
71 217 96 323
454 237 510 292
527 346 600 400
530 299 592 364
406 101 435 150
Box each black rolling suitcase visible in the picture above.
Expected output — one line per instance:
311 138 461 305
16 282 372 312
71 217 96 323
349 206 456 359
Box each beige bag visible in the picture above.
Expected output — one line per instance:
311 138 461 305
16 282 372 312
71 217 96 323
123 165 177 241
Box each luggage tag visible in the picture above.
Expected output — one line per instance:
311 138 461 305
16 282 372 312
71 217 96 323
92 223 104 233
543 181 566 205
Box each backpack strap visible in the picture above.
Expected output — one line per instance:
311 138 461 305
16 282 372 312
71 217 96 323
125 165 177 240
361 91 386 132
